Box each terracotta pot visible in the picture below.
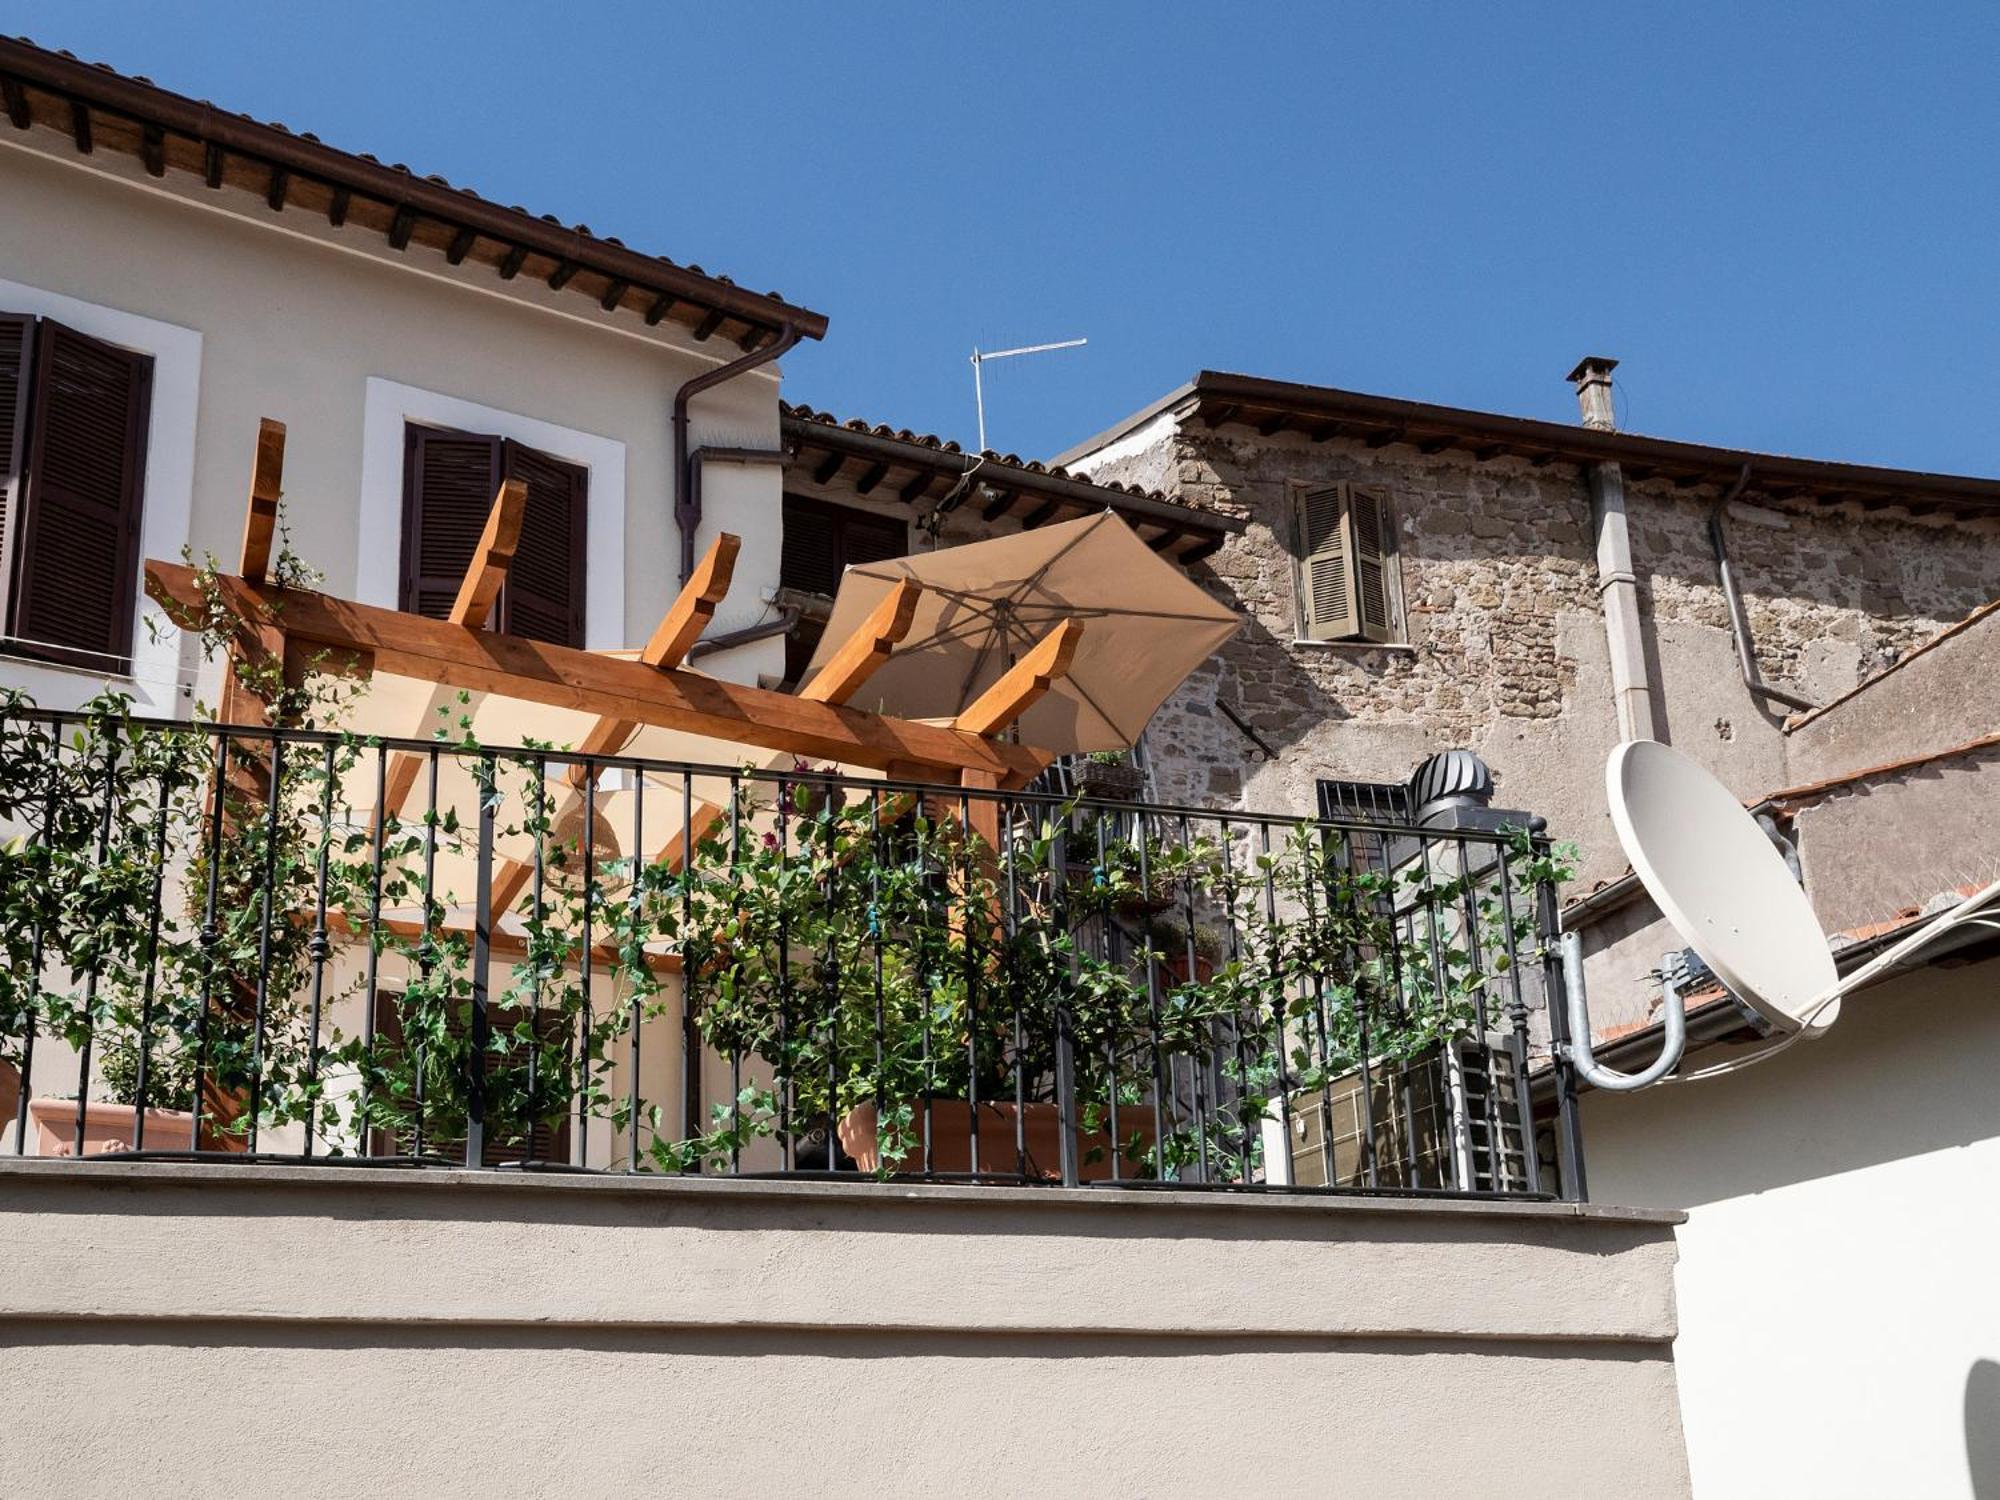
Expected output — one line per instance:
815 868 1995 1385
28 1097 197 1157
838 1099 1158 1182
1161 952 1217 985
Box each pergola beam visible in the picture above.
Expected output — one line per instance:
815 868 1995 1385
952 618 1084 738
146 562 1049 783
642 532 739 669
239 419 287 584
798 579 922 705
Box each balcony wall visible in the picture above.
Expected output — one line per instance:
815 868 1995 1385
0 1161 1689 1496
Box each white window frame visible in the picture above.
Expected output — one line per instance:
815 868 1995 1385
358 378 626 649
0 276 201 714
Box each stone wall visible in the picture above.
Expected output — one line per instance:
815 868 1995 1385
1077 415 2000 885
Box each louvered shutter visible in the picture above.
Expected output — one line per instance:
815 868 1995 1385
779 494 844 598
369 991 573 1164
0 313 35 632
843 509 909 569
499 439 587 647
1296 483 1359 641
9 319 152 671
1348 485 1395 643
401 425 501 622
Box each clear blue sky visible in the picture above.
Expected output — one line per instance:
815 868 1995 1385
14 3 2000 472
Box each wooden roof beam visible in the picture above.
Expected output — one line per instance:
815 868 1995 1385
981 489 1020 522
140 123 165 177
445 227 478 265
239 419 287 585
953 619 1083 738
642 531 740 670
854 461 889 496
1 77 29 130
147 562 1049 781
812 450 844 486
798 578 922 705
497 244 527 280
898 471 935 505
327 185 350 227
388 204 416 251
691 308 726 341
69 99 91 154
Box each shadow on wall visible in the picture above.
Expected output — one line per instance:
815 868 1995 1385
1972 1359 2000 1500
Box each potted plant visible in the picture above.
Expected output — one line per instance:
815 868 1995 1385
1145 914 1224 985
1073 750 1143 802
28 1033 199 1156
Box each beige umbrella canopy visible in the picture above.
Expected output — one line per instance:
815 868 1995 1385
804 512 1241 754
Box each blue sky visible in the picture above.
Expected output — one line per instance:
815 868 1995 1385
14 4 2000 471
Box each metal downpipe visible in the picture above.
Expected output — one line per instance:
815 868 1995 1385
672 321 802 584
1709 464 1817 714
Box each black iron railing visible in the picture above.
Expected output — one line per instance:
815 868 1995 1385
0 705 1586 1198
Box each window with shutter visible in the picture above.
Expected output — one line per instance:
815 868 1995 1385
368 991 573 1164
400 423 588 647
0 313 34 635
1292 481 1400 645
780 494 909 681
0 316 153 673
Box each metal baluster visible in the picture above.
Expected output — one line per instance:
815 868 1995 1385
1176 813 1211 1185
413 748 443 1160
244 736 285 1154
1002 794 1026 1180
1049 817 1079 1188
576 768 597 1168
70 734 122 1157
1453 836 1505 1193
1299 833 1337 1185
1219 817 1254 1183
1492 841 1544 1197
301 741 336 1157
681 768 700 1166
130 757 177 1153
728 774 743 1172
1531 817 1588 1201
1259 821 1294 1185
358 745 388 1158
189 732 229 1156
467 754 496 1168
776 775 794 1171
1095 811 1121 1182
960 788 980 1178
525 754 548 1166
870 786 886 1169
626 770 645 1172
1136 822 1168 1180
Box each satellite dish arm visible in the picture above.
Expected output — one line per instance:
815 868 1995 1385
1558 931 1687 1091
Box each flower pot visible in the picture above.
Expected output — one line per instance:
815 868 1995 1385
838 1099 1158 1182
1160 951 1217 985
28 1097 197 1157
1074 760 1144 802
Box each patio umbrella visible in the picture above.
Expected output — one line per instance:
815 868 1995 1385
803 511 1242 754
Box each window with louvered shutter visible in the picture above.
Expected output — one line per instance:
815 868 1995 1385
2 317 152 672
0 314 34 635
780 493 909 681
1292 481 1400 644
368 991 573 1164
400 423 588 647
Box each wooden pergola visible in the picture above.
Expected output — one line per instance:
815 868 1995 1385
145 420 1085 920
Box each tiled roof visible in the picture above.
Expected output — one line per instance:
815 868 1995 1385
0 36 826 349
783 403 1177 506
781 402 1239 563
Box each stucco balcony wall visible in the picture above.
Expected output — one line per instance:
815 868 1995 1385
0 1162 1689 1496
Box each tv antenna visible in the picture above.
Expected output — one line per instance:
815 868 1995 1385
1564 738 2000 1090
970 338 1087 453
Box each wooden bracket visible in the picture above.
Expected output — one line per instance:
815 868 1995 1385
239 418 287 585
799 578 922 705
643 532 740 670
952 618 1084 739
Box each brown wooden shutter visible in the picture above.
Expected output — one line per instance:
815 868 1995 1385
401 424 502 622
401 426 588 647
498 438 587 647
9 319 152 671
1348 485 1395 643
781 495 910 680
0 313 35 633
1296 482 1358 641
369 991 573 1164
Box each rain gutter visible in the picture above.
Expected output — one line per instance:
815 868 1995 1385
673 324 802 584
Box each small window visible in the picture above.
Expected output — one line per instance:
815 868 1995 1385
1291 480 1399 644
0 312 154 673
780 493 908 681
401 423 587 647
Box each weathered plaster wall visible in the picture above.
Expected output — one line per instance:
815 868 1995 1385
0 1164 1689 1498
1078 414 2000 884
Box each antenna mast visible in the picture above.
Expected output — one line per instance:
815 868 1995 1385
970 337 1087 453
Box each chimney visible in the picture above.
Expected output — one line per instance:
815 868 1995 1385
1565 356 1619 431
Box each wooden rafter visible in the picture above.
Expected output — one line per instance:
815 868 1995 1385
642 532 739 670
798 579 922 705
951 619 1084 738
378 478 528 817
239 418 287 585
149 569 1052 783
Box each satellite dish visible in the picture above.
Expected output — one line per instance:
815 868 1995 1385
1564 739 2000 1090
1606 739 1839 1035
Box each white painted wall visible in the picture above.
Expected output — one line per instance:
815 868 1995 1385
0 125 789 714
1582 955 2000 1499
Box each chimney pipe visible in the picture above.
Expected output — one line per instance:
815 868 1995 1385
1564 355 1655 742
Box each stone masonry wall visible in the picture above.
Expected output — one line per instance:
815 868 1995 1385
1077 416 2000 886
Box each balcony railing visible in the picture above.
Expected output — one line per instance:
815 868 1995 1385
0 704 1586 1199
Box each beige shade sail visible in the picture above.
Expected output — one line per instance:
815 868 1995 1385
805 512 1241 754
